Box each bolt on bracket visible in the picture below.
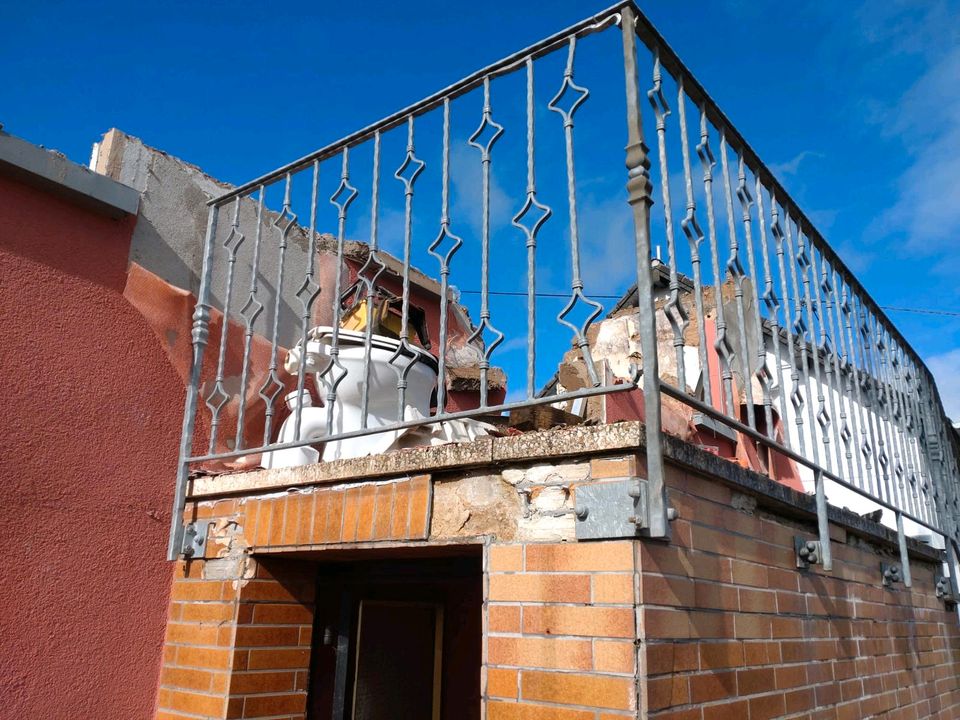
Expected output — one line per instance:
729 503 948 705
181 520 212 559
795 536 823 569
935 574 957 604
881 562 903 587
575 477 675 541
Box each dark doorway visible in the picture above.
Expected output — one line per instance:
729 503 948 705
308 553 482 720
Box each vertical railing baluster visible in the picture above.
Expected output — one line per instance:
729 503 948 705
360 132 387 429
853 296 888 505
719 135 754 429
429 101 463 415
775 207 806 457
873 313 905 514
810 249 843 475
858 301 893 507
785 220 819 467
512 57 552 400
468 76 506 406
324 150 358 435
206 198 244 454
260 175 297 446
550 38 603 388
293 161 321 441
757 185 789 446
842 279 876 498
622 6 667 537
392 116 427 418
677 81 710 404
699 110 735 415
649 53 689 391
830 271 864 491
737 158 773 442
797 230 828 470
168 204 219 560
235 189 265 451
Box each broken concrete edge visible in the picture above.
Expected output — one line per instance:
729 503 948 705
188 420 942 564
0 129 140 218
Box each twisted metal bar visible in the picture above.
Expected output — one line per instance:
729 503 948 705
428 100 463 414
772 202 806 456
649 53 689 391
719 135 754 429
360 132 387 429
322 150 357 435
785 219 819 466
206 198 244 454
234 188 265 451
677 80 710 403
829 270 864 489
512 57 553 399
390 115 427 418
551 37 603 388
759 189 790 446
736 156 773 440
467 76 506 407
259 175 297 446
810 248 842 474
698 109 735 415
293 161 321 441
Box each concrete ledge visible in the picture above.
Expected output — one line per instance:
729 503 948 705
0 131 139 218
189 422 644 498
190 419 942 563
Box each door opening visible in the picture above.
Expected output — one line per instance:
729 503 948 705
308 553 482 720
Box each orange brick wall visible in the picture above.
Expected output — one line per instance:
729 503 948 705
158 456 960 719
485 541 639 718
640 463 960 720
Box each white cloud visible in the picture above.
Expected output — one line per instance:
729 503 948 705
926 348 960 421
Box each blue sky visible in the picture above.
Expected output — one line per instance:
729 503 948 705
4 0 959 416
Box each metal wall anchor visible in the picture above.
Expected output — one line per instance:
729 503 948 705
881 562 903 587
795 537 823 568
181 520 212 558
935 574 956 603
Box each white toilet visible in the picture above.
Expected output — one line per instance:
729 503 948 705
261 327 438 468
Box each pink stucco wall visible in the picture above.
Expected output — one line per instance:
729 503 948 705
0 174 182 719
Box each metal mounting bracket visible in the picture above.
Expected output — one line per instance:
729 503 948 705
881 562 903 587
576 479 644 540
935 574 957 604
795 536 823 569
181 520 212 559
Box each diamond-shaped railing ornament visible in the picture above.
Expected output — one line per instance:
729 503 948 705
330 176 358 217
468 108 504 159
467 317 505 362
549 75 589 127
395 146 425 192
259 370 284 405
861 438 873 464
840 422 852 447
271 204 298 239
429 225 463 273
357 250 387 289
791 385 805 414
512 193 552 247
223 225 245 256
817 405 831 434
206 381 230 416
240 293 264 329
557 289 603 345
296 274 321 313
549 37 589 128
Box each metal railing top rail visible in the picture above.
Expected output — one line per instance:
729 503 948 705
207 0 946 418
169 1 960 577
209 0 632 207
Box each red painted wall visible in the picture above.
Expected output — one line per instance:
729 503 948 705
0 174 182 719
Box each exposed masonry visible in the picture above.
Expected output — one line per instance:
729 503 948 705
161 428 960 720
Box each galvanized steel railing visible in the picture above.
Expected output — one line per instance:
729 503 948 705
170 0 960 583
